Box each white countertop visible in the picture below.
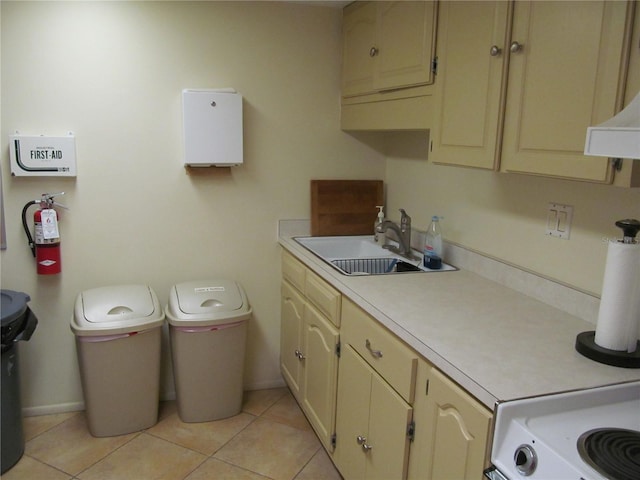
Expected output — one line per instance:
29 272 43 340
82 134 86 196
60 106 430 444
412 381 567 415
279 232 640 410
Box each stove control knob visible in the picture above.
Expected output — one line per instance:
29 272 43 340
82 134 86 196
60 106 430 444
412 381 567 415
514 444 537 476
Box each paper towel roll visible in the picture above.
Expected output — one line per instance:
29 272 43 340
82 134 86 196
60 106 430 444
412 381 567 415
595 240 640 352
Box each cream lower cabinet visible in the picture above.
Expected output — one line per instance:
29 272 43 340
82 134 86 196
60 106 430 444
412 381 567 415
300 302 339 449
335 298 417 480
337 297 492 480
281 280 305 397
335 344 413 480
281 252 493 479
408 359 493 480
280 252 340 452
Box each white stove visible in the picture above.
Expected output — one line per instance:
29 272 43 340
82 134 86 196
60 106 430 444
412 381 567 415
485 380 640 480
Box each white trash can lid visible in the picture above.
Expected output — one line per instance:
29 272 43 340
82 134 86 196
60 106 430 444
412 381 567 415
166 279 251 326
71 284 165 336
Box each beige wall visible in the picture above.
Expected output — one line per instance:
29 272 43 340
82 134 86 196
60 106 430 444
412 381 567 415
383 132 640 296
0 1 385 412
4 0 640 414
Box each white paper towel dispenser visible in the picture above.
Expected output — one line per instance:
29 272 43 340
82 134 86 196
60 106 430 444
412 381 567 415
182 89 243 167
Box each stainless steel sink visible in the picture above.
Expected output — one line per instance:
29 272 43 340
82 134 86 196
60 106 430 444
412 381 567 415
331 258 422 275
294 235 457 276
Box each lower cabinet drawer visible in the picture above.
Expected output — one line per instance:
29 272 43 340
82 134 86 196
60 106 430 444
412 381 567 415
342 298 417 402
305 269 341 328
282 250 306 293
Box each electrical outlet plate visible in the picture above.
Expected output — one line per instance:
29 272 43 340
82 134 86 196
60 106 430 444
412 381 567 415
546 203 573 239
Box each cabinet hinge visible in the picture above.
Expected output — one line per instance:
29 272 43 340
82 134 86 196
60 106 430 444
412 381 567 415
331 433 337 449
431 56 438 75
611 158 623 171
335 341 341 358
407 421 416 442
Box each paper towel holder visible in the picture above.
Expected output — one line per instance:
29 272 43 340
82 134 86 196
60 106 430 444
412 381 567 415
575 332 640 368
182 88 243 167
575 218 640 368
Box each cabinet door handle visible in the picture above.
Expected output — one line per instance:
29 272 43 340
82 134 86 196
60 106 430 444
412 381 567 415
369 46 379 57
294 349 305 360
362 443 373 452
356 435 367 445
510 41 523 53
489 45 502 57
365 339 383 358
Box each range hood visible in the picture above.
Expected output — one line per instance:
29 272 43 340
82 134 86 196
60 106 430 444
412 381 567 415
584 91 640 159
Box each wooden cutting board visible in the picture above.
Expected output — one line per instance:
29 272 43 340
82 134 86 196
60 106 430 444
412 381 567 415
311 180 384 236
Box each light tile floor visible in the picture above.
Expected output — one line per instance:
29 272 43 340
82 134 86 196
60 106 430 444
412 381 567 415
2 388 343 480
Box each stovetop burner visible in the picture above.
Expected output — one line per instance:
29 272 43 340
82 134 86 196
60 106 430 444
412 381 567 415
577 428 640 480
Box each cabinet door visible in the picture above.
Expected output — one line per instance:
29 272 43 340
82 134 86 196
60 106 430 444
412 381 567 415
407 358 432 480
302 303 339 452
501 0 631 182
342 2 377 97
335 345 372 479
425 368 492 480
375 1 436 92
367 370 413 480
335 345 412 480
342 1 436 98
431 1 511 169
280 280 304 398
342 297 417 403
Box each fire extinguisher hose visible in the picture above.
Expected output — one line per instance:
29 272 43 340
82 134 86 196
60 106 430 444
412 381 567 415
21 200 38 257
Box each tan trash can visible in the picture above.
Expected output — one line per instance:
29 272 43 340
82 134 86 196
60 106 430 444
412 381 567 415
166 280 251 423
70 284 164 437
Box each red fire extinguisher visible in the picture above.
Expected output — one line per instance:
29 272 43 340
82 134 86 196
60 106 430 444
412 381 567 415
22 192 66 275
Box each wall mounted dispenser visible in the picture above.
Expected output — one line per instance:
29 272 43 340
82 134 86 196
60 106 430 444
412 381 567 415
182 89 243 167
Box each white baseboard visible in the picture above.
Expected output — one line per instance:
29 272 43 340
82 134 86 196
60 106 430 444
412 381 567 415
22 379 287 417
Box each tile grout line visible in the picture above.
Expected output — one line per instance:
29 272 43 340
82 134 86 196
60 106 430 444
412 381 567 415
15 389 338 480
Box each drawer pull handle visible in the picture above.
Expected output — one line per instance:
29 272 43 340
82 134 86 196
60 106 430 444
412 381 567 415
365 339 383 358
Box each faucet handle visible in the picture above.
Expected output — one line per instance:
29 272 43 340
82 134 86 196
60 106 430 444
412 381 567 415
399 209 411 227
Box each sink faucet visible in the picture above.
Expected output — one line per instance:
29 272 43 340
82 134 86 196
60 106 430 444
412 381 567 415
375 209 418 261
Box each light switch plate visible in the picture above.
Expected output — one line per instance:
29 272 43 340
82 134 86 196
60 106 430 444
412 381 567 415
546 203 573 239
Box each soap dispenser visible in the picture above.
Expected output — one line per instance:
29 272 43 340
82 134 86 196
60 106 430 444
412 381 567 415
374 206 386 246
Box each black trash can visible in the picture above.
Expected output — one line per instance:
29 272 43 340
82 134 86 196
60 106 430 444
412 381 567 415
1 290 38 474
